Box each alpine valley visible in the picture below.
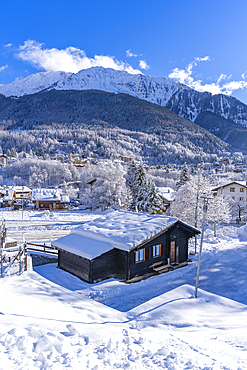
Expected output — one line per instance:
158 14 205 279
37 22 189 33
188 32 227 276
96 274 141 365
0 66 247 164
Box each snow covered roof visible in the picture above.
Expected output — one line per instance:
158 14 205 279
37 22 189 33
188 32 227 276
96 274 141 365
11 186 32 193
212 181 247 191
3 189 14 201
32 188 63 201
157 187 175 202
52 210 199 260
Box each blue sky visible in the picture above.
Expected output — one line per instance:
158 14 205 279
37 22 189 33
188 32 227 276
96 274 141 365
1 0 247 103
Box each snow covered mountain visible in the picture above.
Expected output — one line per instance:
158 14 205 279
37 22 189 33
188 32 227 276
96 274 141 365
1 66 247 128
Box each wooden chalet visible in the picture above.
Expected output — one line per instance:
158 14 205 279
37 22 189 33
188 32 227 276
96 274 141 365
12 186 32 200
52 211 200 283
32 188 70 210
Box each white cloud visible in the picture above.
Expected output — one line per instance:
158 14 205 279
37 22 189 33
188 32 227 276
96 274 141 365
126 49 138 58
241 71 247 79
194 56 210 62
16 40 142 75
168 56 247 96
139 60 150 70
4 43 12 48
0 64 8 72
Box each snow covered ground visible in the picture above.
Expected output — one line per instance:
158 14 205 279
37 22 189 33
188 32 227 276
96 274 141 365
0 210 247 369
2 209 100 242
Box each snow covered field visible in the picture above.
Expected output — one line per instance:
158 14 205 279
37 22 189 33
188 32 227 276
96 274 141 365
0 210 247 369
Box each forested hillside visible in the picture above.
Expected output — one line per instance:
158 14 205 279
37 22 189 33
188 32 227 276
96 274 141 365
0 89 229 165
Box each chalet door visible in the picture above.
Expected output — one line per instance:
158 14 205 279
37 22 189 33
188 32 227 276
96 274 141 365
170 241 176 263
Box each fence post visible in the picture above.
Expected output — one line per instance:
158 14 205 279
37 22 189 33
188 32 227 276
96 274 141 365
19 245 21 275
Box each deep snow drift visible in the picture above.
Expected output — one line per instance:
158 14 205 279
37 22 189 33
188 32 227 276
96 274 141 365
0 211 247 369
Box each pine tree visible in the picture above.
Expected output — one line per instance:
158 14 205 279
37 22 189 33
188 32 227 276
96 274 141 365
176 163 190 189
137 181 164 213
11 147 17 158
125 161 140 209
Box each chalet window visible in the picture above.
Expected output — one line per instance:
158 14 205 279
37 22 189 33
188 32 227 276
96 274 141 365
135 248 145 263
240 188 244 192
232 197 235 200
153 244 161 257
240 197 244 201
230 188 235 192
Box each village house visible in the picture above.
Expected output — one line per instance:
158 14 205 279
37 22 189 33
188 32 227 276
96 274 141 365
212 181 247 202
32 188 70 210
11 186 32 200
0 188 15 208
157 187 175 211
52 210 200 283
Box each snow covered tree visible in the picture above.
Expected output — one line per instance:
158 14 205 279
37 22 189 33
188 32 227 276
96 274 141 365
136 181 164 213
228 197 247 222
83 162 129 211
11 147 17 158
125 161 145 209
176 163 190 189
207 195 230 236
170 172 212 227
125 161 164 213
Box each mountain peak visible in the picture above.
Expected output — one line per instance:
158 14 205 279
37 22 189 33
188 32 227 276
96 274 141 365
0 67 247 127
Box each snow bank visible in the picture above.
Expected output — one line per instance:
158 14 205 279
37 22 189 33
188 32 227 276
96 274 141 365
238 224 247 241
1 272 247 369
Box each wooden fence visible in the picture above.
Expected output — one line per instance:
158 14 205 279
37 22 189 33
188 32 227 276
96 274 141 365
0 242 58 277
25 242 58 255
0 244 26 277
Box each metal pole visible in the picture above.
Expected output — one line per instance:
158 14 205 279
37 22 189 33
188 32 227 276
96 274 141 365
195 198 209 298
0 248 2 278
194 177 200 254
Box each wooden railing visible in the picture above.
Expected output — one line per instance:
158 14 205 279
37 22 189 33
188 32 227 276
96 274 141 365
25 242 58 255
0 245 26 277
0 242 58 277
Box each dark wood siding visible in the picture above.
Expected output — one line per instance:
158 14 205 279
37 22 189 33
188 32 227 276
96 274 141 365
128 221 197 280
117 249 128 279
128 232 168 280
57 220 198 283
58 249 91 282
168 224 193 263
91 248 118 282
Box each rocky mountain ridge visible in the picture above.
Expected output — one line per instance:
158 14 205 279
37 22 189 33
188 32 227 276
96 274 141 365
1 66 247 128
